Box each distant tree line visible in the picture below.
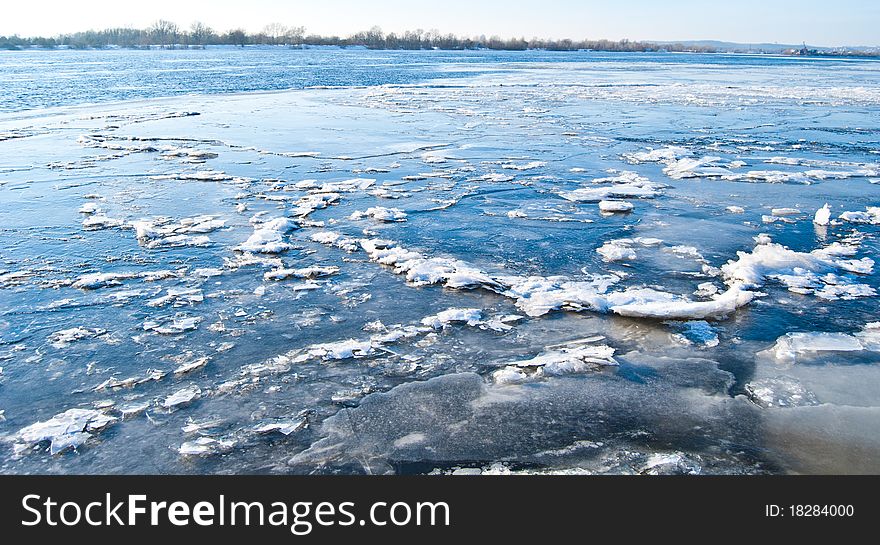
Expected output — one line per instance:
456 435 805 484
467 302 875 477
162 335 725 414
1 22 718 52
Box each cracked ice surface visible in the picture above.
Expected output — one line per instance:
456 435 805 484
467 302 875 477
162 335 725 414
1 50 879 475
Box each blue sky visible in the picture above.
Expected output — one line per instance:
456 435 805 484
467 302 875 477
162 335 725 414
2 0 878 46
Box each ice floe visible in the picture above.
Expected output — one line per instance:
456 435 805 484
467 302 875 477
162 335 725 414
236 217 298 253
720 237 875 299
558 171 665 202
761 324 880 365
143 315 202 335
350 207 408 222
48 327 107 348
11 409 117 455
162 386 202 409
492 340 617 384
420 308 483 329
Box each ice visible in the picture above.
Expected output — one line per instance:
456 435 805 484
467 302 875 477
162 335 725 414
82 214 124 230
500 161 546 171
668 320 720 347
360 239 499 289
839 207 880 225
721 239 874 296
253 413 310 436
162 386 202 409
763 332 867 365
744 377 820 408
771 208 801 216
174 356 210 375
94 369 166 391
264 265 339 281
607 286 754 320
813 204 832 226
193 268 224 278
0 270 32 287
72 272 138 290
12 408 117 455
420 308 483 329
48 327 107 348
598 200 634 213
641 452 702 475
79 202 102 215
623 146 691 164
236 217 298 253
558 171 665 202
349 207 408 222
179 436 234 456
305 339 375 360
311 231 360 252
146 288 204 308
597 240 637 262
664 156 732 180
492 342 617 384
143 315 202 335
6 52 880 474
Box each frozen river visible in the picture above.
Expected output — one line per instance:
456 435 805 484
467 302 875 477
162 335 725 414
1 49 879 474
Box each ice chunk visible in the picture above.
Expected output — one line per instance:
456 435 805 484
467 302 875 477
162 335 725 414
839 207 880 225
640 452 702 475
174 356 210 375
350 207 407 222
179 436 234 456
721 241 874 292
48 327 107 348
307 339 375 361
131 215 224 249
607 286 754 320
492 342 617 384
254 413 310 436
162 386 202 409
236 217 297 254
143 315 202 335
13 409 117 455
421 308 483 329
82 214 124 230
598 200 634 213
264 265 339 281
813 204 832 226
501 161 546 171
597 240 637 262
94 369 166 391
72 272 137 289
146 288 204 308
744 377 820 408
559 171 665 202
763 332 866 365
771 208 801 216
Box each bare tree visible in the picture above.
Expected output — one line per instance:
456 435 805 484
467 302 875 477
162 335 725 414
189 21 213 47
225 29 248 47
149 20 179 47
263 23 288 45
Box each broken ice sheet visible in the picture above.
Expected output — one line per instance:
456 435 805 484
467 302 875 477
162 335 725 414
143 315 202 335
179 436 235 456
12 408 117 455
48 327 107 348
492 340 618 384
162 386 202 410
760 324 880 365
